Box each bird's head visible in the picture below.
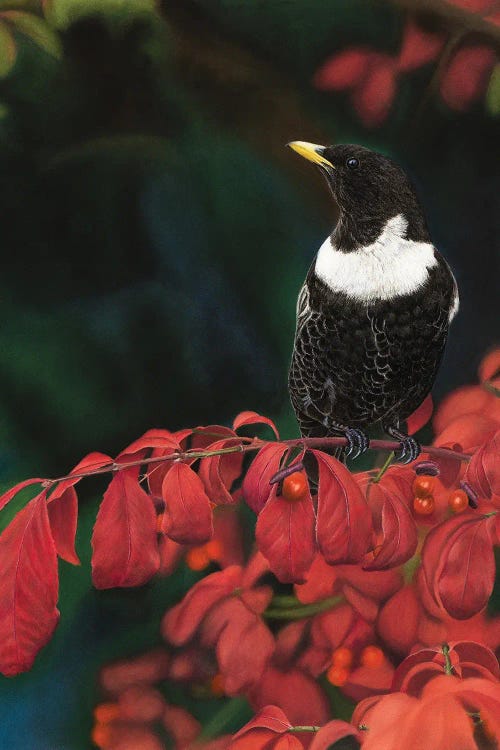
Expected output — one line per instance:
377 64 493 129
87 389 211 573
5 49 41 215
288 141 429 249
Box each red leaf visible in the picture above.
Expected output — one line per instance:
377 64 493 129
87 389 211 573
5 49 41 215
232 705 292 737
215 600 275 695
479 348 500 383
397 21 445 72
352 54 396 127
434 412 497 452
437 516 496 619
117 429 179 460
249 666 330 727
161 462 213 545
465 430 500 498
309 720 361 750
313 450 372 564
313 47 373 90
242 443 289 514
91 469 159 589
433 386 500 434
256 484 316 584
198 438 244 505
377 586 420 654
47 486 80 565
0 477 44 513
0 492 59 676
190 425 236 449
157 535 183 576
364 487 418 570
233 411 279 439
161 566 242 644
406 394 433 435
440 45 496 111
49 451 113 502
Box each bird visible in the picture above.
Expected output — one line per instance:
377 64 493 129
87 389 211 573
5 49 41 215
287 141 459 463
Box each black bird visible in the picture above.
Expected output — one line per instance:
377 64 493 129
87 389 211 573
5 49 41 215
287 142 458 463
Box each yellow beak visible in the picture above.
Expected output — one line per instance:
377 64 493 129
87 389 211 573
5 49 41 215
287 141 334 168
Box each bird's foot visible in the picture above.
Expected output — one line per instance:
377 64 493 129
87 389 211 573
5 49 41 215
343 427 370 460
385 426 421 464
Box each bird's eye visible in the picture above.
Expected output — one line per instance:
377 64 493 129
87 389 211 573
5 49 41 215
346 157 359 170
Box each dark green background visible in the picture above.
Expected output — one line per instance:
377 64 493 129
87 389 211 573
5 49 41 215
0 1 498 747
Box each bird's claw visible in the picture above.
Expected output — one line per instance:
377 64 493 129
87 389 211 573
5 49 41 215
344 428 370 460
394 436 421 464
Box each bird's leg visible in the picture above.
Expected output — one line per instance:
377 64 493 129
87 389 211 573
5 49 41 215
384 424 421 464
327 421 370 461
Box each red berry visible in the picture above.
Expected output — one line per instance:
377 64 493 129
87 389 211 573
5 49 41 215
332 647 353 669
282 472 309 501
326 665 349 686
360 646 384 669
413 495 435 515
448 489 469 513
413 475 435 497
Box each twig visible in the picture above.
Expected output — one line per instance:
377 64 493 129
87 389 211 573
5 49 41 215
43 438 471 488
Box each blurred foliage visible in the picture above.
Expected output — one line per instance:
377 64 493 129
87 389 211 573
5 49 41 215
0 0 498 747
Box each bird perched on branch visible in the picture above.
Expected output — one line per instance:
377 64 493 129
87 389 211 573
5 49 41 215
287 142 458 463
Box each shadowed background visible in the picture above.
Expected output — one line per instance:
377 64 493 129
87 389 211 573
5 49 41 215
0 0 498 747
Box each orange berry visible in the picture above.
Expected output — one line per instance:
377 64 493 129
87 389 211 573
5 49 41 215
93 702 120 724
360 646 384 669
205 539 223 561
326 665 349 687
448 489 468 513
186 547 210 571
412 475 434 498
210 673 225 697
282 472 309 502
413 495 435 515
332 646 353 669
91 722 111 749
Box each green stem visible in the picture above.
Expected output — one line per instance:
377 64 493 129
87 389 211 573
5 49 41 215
372 451 395 483
288 726 320 733
197 697 249 740
264 595 343 620
442 643 453 675
269 594 302 608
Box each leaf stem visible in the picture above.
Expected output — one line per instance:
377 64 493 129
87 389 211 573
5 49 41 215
264 595 343 620
442 643 453 675
288 726 320 733
372 451 395 483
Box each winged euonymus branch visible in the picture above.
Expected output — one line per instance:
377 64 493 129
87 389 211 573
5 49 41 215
0 351 499 682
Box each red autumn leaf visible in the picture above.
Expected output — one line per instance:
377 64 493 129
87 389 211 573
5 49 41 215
313 47 373 90
364 487 418 570
0 491 59 676
437 516 496 619
313 450 372 564
162 704 201 747
465 429 500 498
190 425 236 449
161 462 213 545
335 564 402 602
48 451 113 502
397 21 445 72
157 534 183 576
377 586 420 654
479 348 500 383
249 666 330 728
342 585 379 622
162 565 242 644
309 720 361 750
294 554 337 604
233 410 279 439
233 705 293 736
433 386 500 435
256 483 316 584
434 412 497 452
343 659 395 703
47 486 80 565
440 45 496 111
242 443 289 514
0 477 44 512
352 54 397 127
214 600 275 695
447 0 495 10
406 394 433 435
117 429 180 461
198 438 244 504
91 469 159 589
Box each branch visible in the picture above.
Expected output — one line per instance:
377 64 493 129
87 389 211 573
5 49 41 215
43 437 471 488
383 0 500 44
